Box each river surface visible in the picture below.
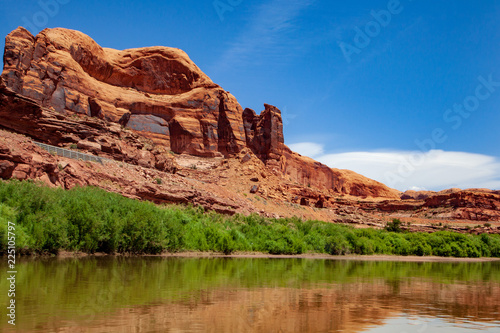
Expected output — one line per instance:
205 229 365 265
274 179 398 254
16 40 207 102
1 256 500 332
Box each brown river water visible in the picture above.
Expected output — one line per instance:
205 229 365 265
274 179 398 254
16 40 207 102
1 257 499 332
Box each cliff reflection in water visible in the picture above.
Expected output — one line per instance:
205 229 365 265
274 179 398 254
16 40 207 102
1 257 499 332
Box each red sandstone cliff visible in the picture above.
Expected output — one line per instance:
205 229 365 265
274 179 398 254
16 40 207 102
0 26 400 199
2 26 246 157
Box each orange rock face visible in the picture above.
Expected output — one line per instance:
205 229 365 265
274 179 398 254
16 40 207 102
243 104 284 163
1 26 399 199
401 190 436 200
2 27 246 157
424 190 500 221
281 149 400 199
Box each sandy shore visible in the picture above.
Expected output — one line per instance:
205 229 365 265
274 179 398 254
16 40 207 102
50 250 500 262
161 252 500 262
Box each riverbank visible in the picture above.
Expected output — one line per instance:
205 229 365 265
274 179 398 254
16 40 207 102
47 251 500 263
161 252 500 262
1 180 500 258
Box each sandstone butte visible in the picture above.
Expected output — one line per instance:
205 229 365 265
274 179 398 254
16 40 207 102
1 27 500 228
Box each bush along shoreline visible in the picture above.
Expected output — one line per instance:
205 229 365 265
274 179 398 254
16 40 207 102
0 180 499 258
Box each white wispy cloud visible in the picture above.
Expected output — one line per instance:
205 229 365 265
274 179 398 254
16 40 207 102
213 0 314 71
288 142 324 158
289 142 500 191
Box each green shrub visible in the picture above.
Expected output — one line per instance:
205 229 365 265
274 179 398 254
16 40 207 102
353 237 375 255
412 242 433 256
480 234 500 257
304 233 326 252
0 203 29 252
406 234 432 256
325 234 352 255
385 218 403 233
264 239 286 254
386 233 411 255
437 243 453 257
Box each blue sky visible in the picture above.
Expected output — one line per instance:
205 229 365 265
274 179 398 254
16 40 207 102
0 0 499 191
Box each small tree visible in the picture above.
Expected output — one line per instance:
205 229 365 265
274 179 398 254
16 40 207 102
385 218 403 233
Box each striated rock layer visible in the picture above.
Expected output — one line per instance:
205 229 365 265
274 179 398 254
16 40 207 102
1 27 399 199
2 27 245 157
0 91 498 222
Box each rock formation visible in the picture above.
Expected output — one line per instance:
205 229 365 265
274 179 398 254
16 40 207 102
1 26 401 199
243 104 284 164
281 149 399 198
0 77 174 171
2 27 246 157
424 190 500 221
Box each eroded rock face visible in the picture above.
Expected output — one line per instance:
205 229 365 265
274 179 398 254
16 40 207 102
1 26 401 199
281 148 400 199
2 27 246 157
424 191 500 210
424 191 500 221
243 104 284 163
0 82 177 171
